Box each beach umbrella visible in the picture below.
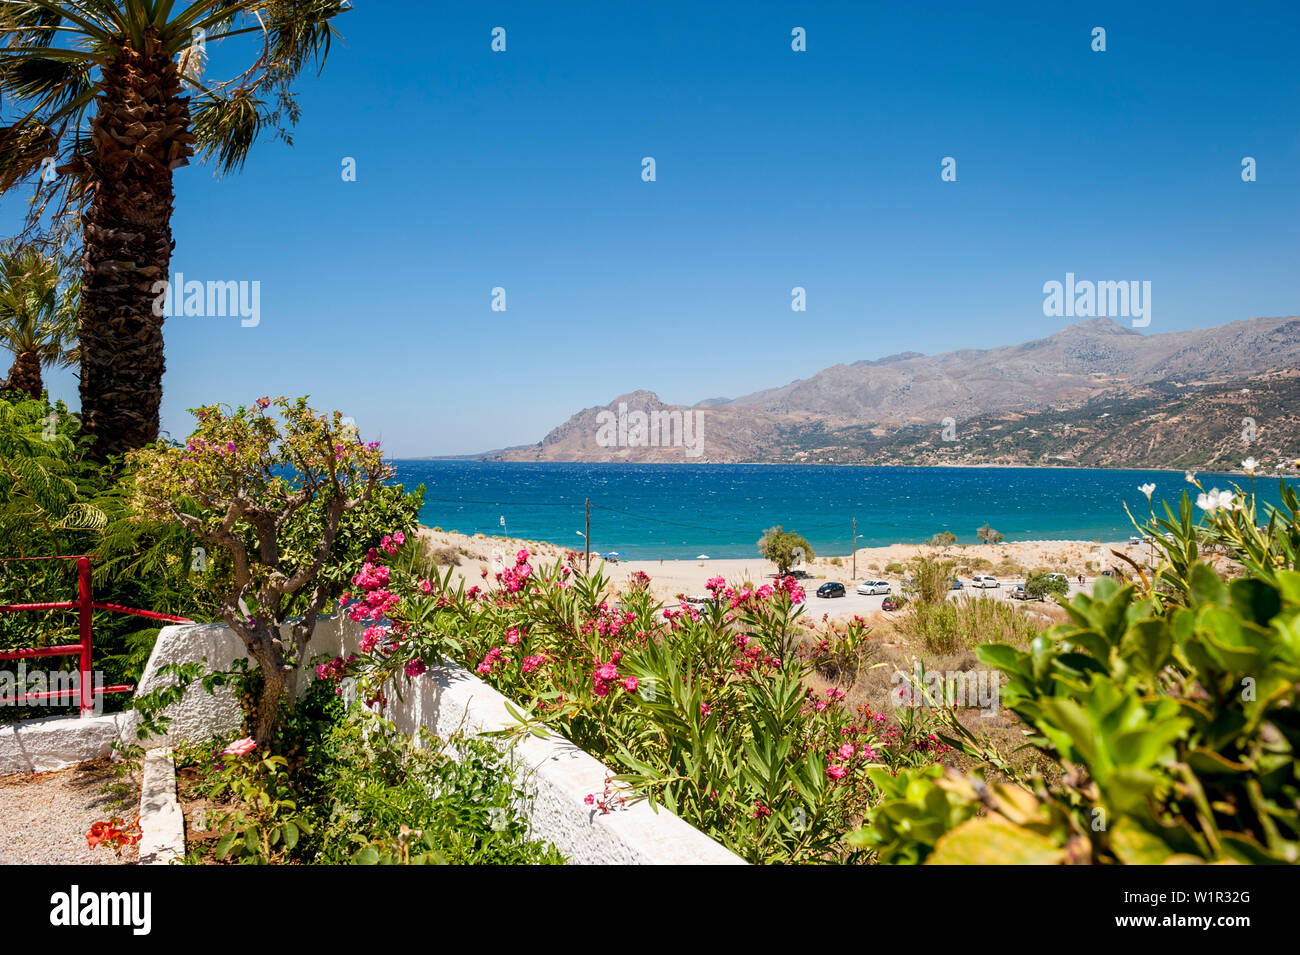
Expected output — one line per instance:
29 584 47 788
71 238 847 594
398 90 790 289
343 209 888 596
696 554 710 559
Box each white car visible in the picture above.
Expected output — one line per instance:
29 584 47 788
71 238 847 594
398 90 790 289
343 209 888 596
856 579 891 595
971 575 1001 589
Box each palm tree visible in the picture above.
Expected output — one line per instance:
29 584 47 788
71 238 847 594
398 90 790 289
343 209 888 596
0 1 348 459
0 243 78 398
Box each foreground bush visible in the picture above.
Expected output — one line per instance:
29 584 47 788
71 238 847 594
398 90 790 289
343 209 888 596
896 595 1040 655
183 687 562 866
854 479 1300 864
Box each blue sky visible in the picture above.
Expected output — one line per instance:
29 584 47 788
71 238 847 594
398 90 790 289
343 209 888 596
6 0 1299 456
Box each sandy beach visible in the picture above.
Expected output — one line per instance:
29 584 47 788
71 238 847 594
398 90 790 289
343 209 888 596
414 526 1172 617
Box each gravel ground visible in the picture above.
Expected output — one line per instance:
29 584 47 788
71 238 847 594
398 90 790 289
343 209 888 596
0 760 140 865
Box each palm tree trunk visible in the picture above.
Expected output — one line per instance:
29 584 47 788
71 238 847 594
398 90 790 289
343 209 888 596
3 350 42 398
78 29 193 461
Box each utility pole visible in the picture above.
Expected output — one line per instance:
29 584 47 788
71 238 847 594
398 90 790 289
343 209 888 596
585 498 591 574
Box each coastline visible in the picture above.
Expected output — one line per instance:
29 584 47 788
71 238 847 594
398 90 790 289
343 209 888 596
414 525 1184 616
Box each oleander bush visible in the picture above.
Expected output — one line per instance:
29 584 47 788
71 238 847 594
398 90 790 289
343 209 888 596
331 549 958 864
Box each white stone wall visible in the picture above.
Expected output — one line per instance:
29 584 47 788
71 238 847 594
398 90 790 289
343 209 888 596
0 711 137 775
132 616 746 865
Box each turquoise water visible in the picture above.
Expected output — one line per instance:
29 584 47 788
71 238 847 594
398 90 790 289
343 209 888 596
390 461 1295 560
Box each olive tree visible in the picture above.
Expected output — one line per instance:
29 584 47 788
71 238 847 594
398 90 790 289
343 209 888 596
758 525 814 577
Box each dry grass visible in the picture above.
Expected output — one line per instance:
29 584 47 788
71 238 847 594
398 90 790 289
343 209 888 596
800 601 1069 783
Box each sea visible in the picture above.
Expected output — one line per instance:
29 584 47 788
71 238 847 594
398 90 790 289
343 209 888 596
389 461 1297 560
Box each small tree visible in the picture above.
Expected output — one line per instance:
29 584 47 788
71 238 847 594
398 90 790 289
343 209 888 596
977 523 1003 544
757 526 814 577
130 397 392 744
907 552 955 605
1025 570 1068 601
930 530 957 547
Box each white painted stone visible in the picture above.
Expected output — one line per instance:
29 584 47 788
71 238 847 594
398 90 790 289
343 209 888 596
133 616 350 746
138 749 184 865
0 711 136 774
363 662 746 865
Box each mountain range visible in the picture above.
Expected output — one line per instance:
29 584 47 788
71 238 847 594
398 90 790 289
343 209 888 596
472 316 1300 470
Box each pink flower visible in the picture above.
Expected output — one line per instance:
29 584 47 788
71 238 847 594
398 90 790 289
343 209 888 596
826 764 848 781
223 737 256 757
622 677 639 693
419 578 432 594
595 663 618 681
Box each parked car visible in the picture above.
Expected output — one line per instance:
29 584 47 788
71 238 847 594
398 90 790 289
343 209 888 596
1047 573 1069 584
1009 584 1030 600
971 574 1000 589
949 578 964 590
682 595 715 611
856 579 891 595
881 595 901 611
817 582 847 598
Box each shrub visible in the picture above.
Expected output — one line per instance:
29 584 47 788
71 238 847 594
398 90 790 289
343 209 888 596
853 480 1300 864
424 543 461 567
896 596 1041 655
906 552 955 605
1024 570 1068 600
185 691 562 865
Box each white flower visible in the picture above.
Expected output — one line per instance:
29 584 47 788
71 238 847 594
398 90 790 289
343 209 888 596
1196 488 1238 514
1185 470 1196 484
1242 457 1258 475
1139 483 1156 499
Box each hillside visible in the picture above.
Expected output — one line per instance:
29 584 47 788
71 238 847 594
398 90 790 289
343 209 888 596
476 316 1300 469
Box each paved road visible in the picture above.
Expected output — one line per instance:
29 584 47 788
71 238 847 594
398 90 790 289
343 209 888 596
794 577 1094 619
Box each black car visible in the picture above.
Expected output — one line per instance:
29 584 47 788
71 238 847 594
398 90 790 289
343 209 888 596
816 582 846 598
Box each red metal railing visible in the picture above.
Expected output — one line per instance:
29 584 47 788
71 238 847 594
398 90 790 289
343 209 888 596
0 555 192 716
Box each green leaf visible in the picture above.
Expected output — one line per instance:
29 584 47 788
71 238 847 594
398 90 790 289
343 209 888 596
927 815 1066 865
